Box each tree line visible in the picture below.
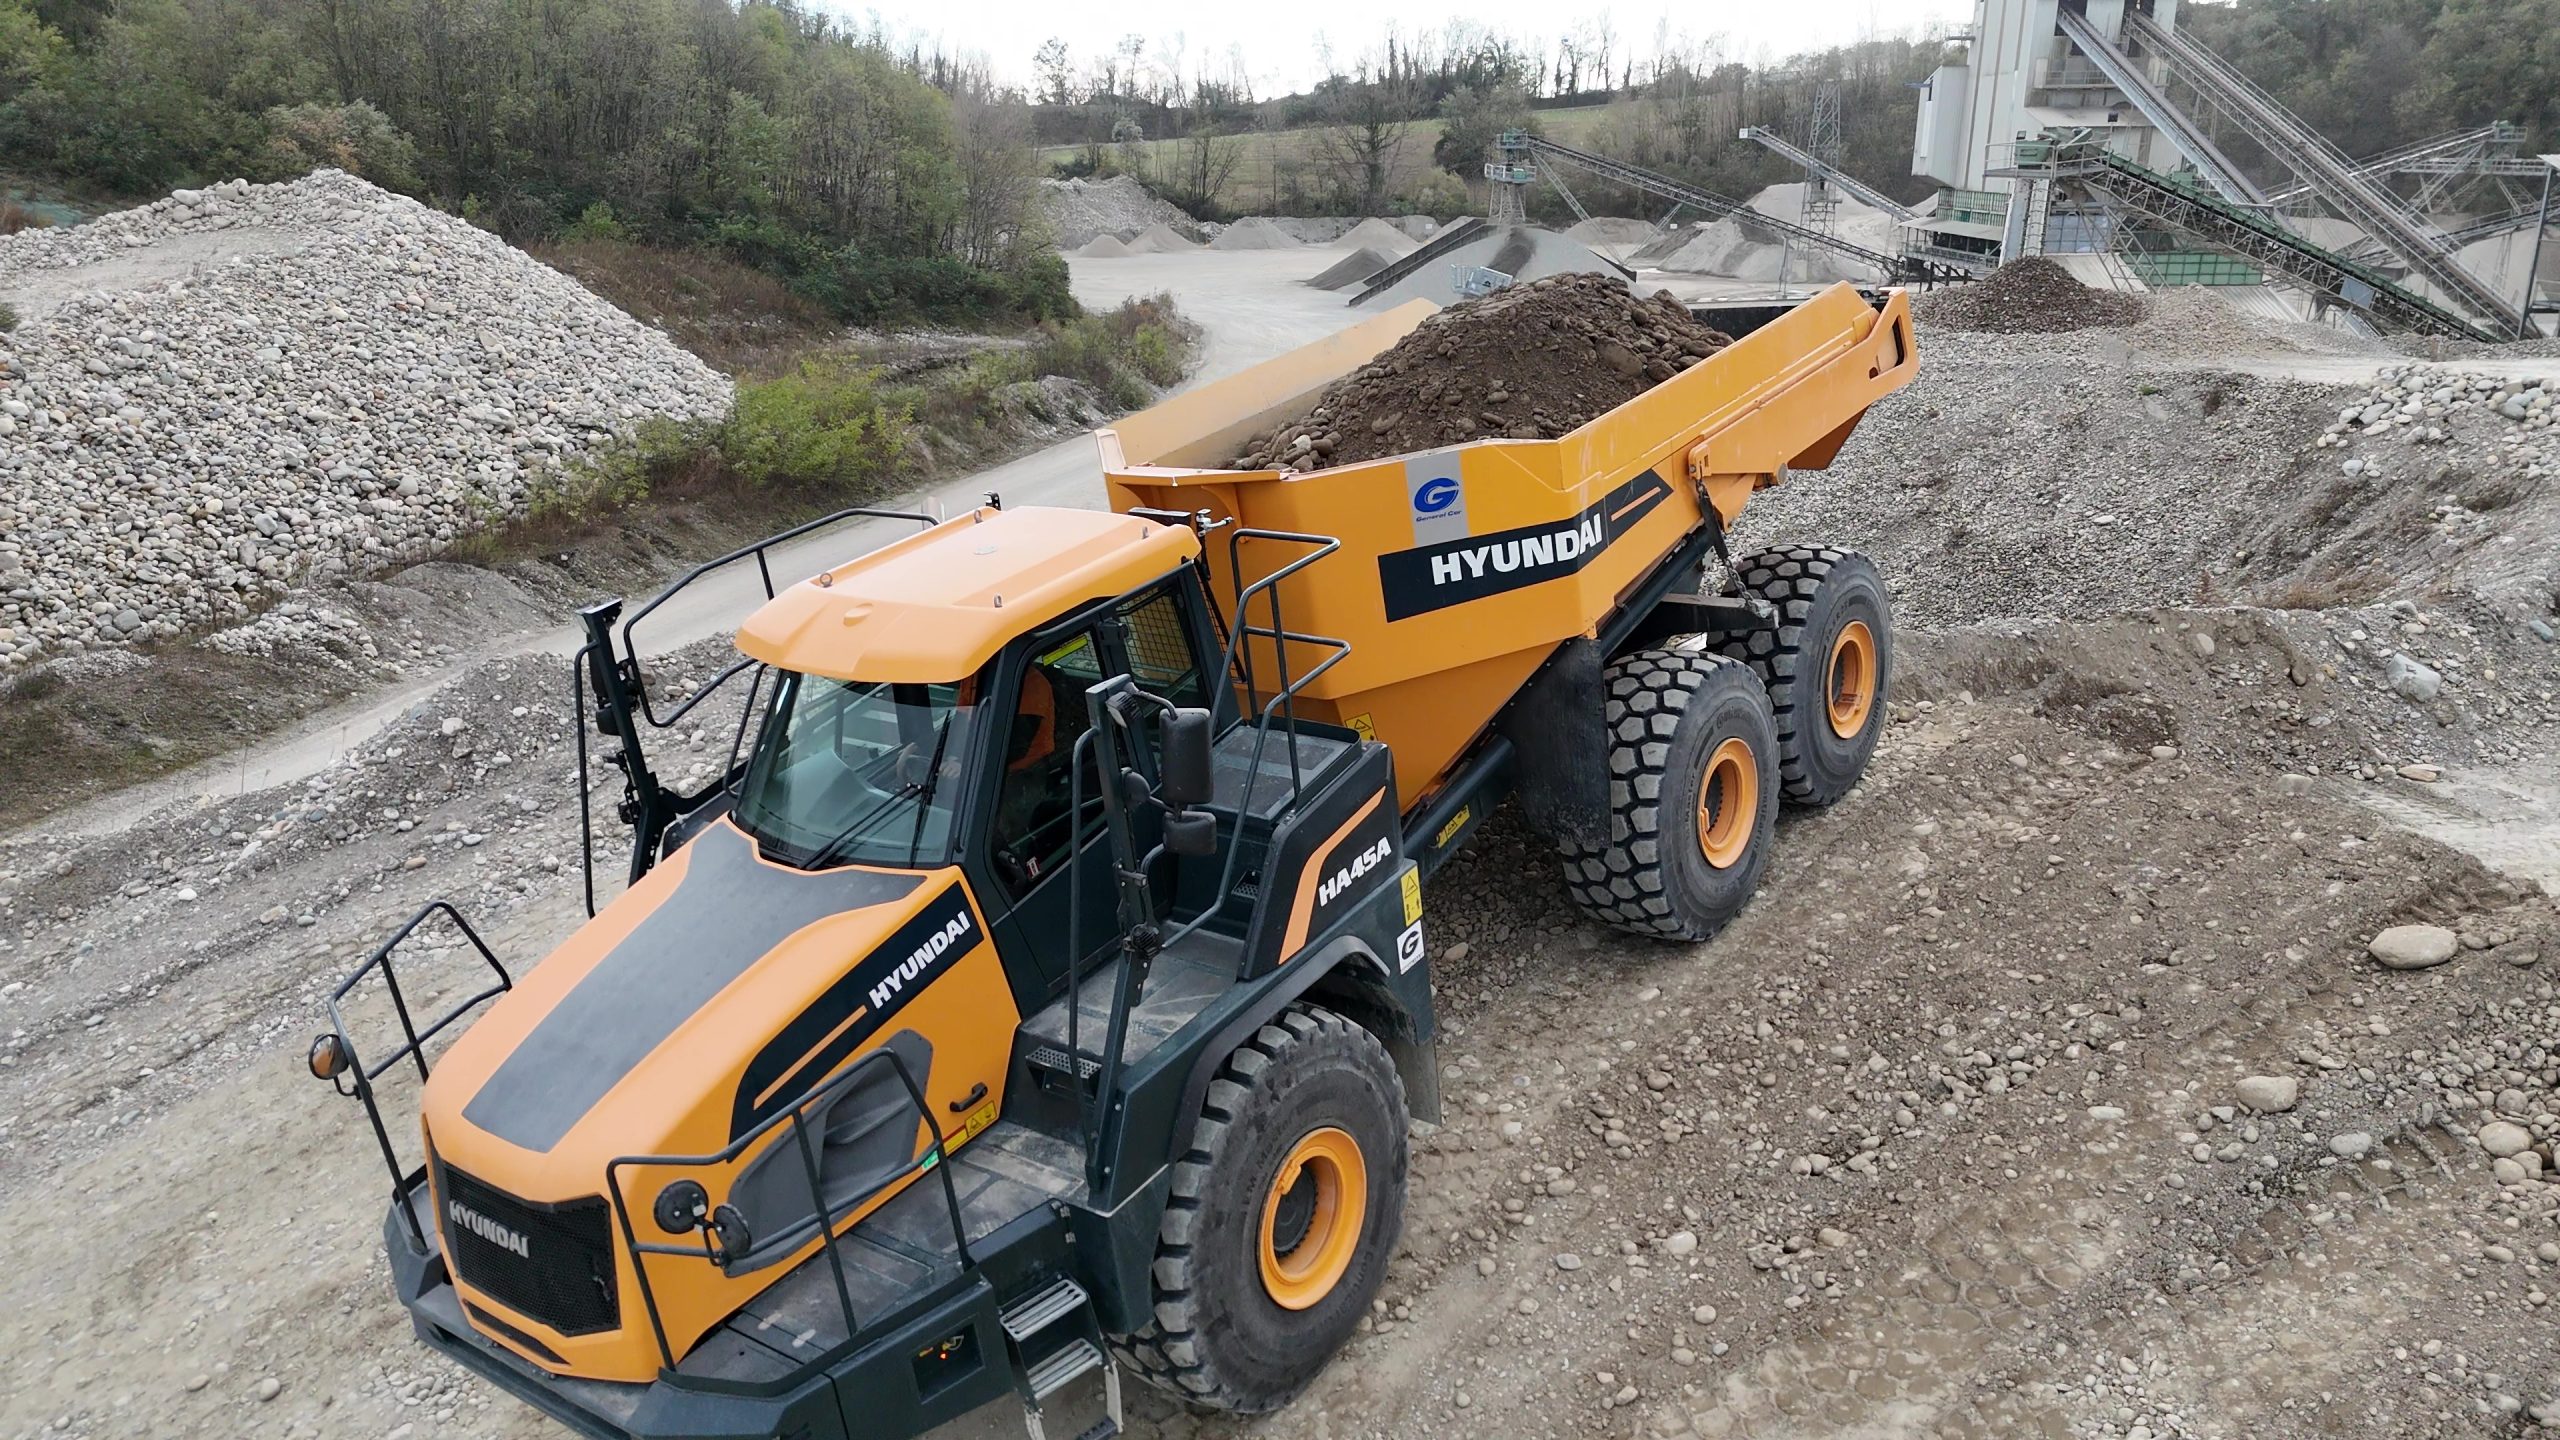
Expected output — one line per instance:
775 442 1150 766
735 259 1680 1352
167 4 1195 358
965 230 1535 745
1033 0 2559 223
0 0 1065 326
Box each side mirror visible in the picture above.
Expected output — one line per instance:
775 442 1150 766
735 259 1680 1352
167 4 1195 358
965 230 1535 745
1159 707 1215 808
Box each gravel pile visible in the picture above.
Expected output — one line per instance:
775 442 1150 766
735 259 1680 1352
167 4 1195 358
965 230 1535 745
0 169 731 670
1305 245 1400 291
1205 216 1303 251
1231 271 1733 471
1912 256 2146 333
1038 175 1197 249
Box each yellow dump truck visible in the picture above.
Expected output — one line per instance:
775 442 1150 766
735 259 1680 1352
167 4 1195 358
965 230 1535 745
311 280 1917 1440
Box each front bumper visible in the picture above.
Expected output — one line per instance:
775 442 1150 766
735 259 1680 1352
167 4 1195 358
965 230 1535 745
383 1201 1013 1440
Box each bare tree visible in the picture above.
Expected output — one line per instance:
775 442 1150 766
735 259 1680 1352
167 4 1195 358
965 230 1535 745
1154 127 1246 216
1309 64 1420 214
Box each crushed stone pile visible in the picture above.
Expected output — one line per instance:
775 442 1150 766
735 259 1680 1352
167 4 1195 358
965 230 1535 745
1074 233 1134 258
1565 217 1662 248
1305 245 1401 291
1336 218 1421 254
1206 216 1303 251
0 169 731 670
1231 271 1733 471
1038 175 1196 249
1912 256 2146 333
1122 223 1201 255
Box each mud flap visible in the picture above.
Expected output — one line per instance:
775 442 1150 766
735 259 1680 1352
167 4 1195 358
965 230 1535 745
1498 638 1609 850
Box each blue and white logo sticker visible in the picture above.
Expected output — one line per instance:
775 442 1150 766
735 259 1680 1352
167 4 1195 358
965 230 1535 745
1404 452 1469 545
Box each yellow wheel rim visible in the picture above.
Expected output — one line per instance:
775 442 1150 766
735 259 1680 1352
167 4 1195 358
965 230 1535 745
1258 1127 1367 1311
1697 737 1760 870
1826 621 1877 739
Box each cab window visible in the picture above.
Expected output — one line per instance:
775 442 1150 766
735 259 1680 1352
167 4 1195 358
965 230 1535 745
988 588 1209 894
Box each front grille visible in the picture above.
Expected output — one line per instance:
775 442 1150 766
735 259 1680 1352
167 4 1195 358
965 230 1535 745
437 1163 621 1337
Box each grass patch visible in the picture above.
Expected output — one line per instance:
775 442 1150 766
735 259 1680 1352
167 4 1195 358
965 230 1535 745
442 296 1198 568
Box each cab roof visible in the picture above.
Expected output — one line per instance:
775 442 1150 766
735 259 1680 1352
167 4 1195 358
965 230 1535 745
735 506 1200 683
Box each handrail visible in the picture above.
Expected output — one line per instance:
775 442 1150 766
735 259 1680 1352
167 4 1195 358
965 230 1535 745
318 901 514 1250
602 1045 968 1374
619 506 937 731
571 504 941 910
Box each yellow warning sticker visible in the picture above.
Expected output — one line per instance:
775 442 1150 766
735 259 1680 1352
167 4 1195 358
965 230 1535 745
1434 805 1472 849
1399 868 1423 925
1347 712 1377 742
956 1097 999 1143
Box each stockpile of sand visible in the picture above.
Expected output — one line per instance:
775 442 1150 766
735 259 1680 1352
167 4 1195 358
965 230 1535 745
1231 272 1733 470
1565 217 1662 248
1075 233 1134 258
1336 217 1421 254
1122 224 1201 255
1206 216 1304 251
1305 246 1401 290
1911 256 2147 333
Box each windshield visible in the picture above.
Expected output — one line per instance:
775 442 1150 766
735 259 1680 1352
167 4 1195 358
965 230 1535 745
731 671 980 870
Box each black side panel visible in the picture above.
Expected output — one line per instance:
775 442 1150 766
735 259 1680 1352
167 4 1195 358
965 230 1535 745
724 1029 935 1275
1238 742 1400 976
462 823 920 1154
1498 639 1607 849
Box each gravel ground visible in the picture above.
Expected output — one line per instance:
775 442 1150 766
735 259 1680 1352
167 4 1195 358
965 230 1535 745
4 274 2559 1440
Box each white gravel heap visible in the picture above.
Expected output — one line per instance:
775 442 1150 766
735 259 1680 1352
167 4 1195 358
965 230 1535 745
0 169 731 669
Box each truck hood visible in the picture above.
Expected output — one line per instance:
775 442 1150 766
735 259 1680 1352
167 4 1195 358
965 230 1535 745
420 818 953 1195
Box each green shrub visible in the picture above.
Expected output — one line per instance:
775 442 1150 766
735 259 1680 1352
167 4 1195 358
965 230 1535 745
719 356 911 490
557 201 629 244
250 100 421 192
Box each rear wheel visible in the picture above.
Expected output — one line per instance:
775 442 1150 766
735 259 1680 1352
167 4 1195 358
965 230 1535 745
1115 1005 1407 1412
1560 650 1778 941
1718 545 1892 806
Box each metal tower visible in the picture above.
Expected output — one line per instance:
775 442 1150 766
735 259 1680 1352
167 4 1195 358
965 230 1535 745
1802 83 1844 235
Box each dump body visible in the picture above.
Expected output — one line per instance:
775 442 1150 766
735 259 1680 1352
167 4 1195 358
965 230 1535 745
1104 280 1919 813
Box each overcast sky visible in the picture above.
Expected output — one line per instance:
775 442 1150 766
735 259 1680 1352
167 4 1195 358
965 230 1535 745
836 2 1977 97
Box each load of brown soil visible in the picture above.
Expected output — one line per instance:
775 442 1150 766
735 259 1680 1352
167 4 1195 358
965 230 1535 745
1231 271 1734 472
1911 256 2146 333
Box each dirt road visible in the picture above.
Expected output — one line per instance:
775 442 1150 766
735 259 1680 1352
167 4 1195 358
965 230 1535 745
6 262 2559 1440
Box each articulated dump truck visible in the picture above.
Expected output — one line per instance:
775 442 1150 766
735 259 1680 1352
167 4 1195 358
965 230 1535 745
310 281 1917 1440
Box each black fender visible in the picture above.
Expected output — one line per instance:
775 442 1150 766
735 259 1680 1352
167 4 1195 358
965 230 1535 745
1172 926 1442 1163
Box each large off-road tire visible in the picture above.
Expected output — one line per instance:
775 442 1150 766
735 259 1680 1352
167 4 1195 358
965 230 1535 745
1717 545 1892 807
1560 649 1779 941
1114 1004 1407 1413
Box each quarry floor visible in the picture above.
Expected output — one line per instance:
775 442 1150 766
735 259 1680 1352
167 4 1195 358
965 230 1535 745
5 243 2560 1440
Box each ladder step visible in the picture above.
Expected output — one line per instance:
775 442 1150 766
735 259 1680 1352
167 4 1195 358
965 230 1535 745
1023 1337 1105 1401
1001 1276 1091 1341
1025 1046 1101 1081
1071 1419 1121 1440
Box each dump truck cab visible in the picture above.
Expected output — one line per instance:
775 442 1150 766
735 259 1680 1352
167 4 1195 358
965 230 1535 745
318 500 1438 1440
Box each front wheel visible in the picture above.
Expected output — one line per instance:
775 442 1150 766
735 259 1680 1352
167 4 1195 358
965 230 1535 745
1115 1005 1407 1413
1560 649 1779 941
